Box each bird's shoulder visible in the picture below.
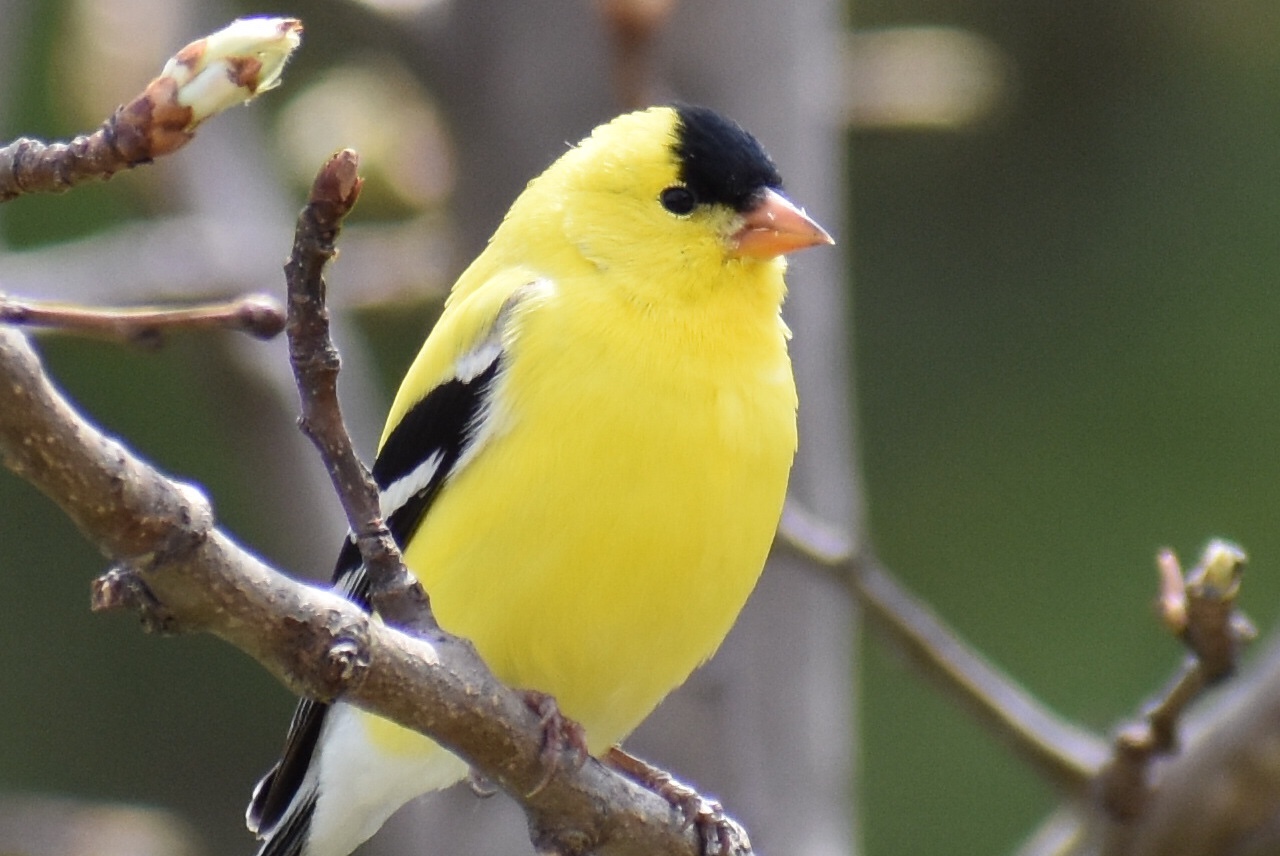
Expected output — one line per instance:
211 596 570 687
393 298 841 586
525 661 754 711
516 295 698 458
380 265 551 449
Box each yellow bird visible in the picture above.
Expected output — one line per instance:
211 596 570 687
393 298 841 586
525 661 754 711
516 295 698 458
246 104 832 856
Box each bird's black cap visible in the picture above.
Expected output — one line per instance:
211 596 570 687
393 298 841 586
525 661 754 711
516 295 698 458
672 104 784 213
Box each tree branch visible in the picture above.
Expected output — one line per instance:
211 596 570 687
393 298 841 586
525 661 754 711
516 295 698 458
0 322 743 856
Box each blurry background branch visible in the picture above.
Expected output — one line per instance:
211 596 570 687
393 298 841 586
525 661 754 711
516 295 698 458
782 498 1273 856
778 503 1111 797
0 292 284 343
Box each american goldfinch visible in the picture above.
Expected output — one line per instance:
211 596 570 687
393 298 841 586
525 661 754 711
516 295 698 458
246 104 832 856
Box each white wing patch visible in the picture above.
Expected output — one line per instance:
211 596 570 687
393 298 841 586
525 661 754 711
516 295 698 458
452 336 504 384
447 278 553 478
378 450 445 520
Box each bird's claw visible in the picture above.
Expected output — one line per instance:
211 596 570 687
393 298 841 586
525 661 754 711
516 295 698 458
697 802 751 856
522 690 589 796
649 774 749 856
604 747 752 856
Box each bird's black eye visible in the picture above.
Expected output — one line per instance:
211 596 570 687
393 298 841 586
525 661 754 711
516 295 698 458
660 185 697 216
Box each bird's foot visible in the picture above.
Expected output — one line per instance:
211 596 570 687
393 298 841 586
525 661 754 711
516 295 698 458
522 689 589 795
604 746 752 856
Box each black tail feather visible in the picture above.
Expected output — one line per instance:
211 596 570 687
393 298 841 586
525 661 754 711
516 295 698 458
247 699 329 835
254 789 317 856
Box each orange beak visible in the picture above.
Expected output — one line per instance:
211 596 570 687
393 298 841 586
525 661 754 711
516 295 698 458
729 188 834 259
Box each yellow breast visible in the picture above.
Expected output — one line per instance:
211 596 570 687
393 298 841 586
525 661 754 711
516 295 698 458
403 268 796 752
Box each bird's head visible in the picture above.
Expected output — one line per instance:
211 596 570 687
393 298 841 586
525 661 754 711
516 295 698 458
513 105 832 305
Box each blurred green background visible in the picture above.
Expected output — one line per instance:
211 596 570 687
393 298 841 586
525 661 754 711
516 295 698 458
853 0 1280 852
3 1 1280 855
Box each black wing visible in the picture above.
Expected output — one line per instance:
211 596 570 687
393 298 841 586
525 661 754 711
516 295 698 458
331 353 503 609
246 353 503 851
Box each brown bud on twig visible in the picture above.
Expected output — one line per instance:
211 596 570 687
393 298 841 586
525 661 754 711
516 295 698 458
0 17 301 201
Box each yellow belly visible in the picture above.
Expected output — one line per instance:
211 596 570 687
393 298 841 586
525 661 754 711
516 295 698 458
373 280 796 756
416 385 790 747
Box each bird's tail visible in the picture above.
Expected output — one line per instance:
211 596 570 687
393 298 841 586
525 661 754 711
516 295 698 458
251 783 316 856
249 702 468 856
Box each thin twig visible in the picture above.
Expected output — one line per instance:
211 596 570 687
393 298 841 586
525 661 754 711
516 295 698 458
0 293 284 345
777 501 1108 797
283 149 434 632
1097 541 1253 841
